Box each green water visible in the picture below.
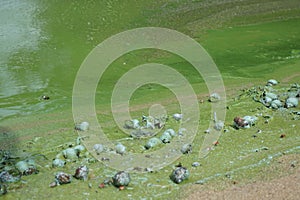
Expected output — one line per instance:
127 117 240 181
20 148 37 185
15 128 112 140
1 1 300 199
0 0 152 120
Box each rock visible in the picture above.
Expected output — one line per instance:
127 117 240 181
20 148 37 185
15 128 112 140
15 160 38 175
74 165 89 181
55 172 72 185
192 162 200 167
214 120 224 131
0 184 7 196
173 113 183 121
160 131 172 143
286 97 298 108
52 158 66 168
124 119 140 129
265 92 278 100
181 144 192 154
74 145 85 153
116 143 126 155
62 148 79 160
243 116 258 126
234 117 249 129
75 122 89 131
145 138 162 149
0 171 20 183
267 79 278 86
164 129 176 137
170 167 189 184
112 171 131 187
130 129 155 138
93 144 104 154
209 93 221 102
271 99 283 109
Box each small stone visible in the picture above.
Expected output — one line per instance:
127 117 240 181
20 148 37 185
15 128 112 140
209 93 221 102
62 148 79 160
286 97 298 108
170 167 189 184
145 138 162 149
181 144 192 154
52 158 66 168
41 95 50 100
267 79 278 86
93 144 104 154
74 145 85 153
164 129 176 137
0 184 7 196
75 122 89 131
74 165 89 181
0 171 20 183
116 143 126 155
214 120 224 131
160 131 172 143
112 171 131 187
192 162 200 167
55 172 72 185
173 113 183 121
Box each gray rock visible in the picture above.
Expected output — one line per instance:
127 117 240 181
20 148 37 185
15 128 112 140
164 129 176 137
267 79 278 86
116 143 126 155
271 99 283 109
145 138 162 149
62 148 79 160
209 93 221 102
286 97 298 108
52 158 66 168
192 162 200 167
74 165 89 181
160 131 172 143
181 144 192 154
75 122 89 131
173 113 183 121
112 171 131 187
93 144 104 154
0 184 7 196
55 172 72 185
170 167 189 184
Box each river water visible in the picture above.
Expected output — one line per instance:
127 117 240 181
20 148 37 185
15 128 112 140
0 0 151 121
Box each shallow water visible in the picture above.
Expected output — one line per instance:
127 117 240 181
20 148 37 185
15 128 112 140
0 0 150 121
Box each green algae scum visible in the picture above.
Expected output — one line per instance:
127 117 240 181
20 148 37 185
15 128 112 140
1 0 300 199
